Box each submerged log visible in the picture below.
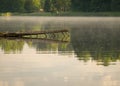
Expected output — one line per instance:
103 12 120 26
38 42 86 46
0 29 69 37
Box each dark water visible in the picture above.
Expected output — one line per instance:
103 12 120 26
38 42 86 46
0 16 120 86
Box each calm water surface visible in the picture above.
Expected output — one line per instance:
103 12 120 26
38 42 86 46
0 16 120 86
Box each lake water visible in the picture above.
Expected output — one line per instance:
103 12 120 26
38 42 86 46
0 16 120 86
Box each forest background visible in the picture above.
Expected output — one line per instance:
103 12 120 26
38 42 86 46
0 0 120 16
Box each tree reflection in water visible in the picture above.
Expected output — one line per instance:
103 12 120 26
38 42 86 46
1 26 120 66
71 27 120 66
0 17 120 66
0 36 71 54
0 38 24 54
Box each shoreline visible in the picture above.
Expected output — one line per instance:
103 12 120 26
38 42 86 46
0 12 120 17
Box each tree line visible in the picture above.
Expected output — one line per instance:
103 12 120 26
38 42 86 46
0 0 120 13
72 0 120 12
0 0 42 12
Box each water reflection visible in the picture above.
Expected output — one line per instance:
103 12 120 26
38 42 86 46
0 17 120 66
71 28 120 66
0 17 120 86
0 38 24 53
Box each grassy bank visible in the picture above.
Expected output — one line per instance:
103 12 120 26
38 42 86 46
0 12 120 17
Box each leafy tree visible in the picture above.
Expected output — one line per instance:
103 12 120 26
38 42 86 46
0 0 25 12
0 0 120 13
44 0 71 12
44 0 51 12
40 0 45 9
111 0 120 11
10 0 25 12
71 0 91 12
60 0 71 11
0 0 7 12
33 0 41 10
24 0 33 12
91 0 111 12
24 0 40 12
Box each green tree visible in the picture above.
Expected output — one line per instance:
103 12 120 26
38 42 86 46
33 0 41 10
24 0 40 12
0 0 7 12
44 0 51 12
60 0 71 11
0 0 25 12
111 0 120 11
91 0 111 12
71 0 91 11
44 0 71 12
10 0 25 12
24 0 33 12
40 0 45 9
0 0 120 13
